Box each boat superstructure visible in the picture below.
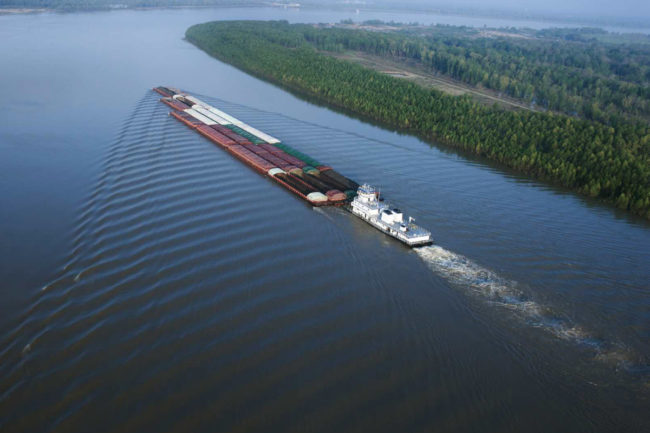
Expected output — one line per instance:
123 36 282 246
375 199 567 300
350 184 432 247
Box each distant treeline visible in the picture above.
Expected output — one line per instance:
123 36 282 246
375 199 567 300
186 21 650 219
311 23 650 124
0 0 259 11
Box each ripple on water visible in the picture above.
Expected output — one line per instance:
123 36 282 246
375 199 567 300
1 89 648 433
0 91 417 432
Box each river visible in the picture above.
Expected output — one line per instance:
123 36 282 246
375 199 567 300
1 7 649 433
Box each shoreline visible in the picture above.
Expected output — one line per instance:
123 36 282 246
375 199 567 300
185 21 650 221
1 4 648 34
0 8 50 14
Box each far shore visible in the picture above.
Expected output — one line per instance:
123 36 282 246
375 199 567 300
0 4 265 15
0 8 51 14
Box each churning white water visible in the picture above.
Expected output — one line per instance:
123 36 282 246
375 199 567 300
414 245 636 369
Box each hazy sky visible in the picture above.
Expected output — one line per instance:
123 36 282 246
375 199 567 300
371 0 650 20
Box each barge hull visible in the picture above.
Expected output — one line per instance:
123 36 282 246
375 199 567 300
157 88 354 207
155 87 433 245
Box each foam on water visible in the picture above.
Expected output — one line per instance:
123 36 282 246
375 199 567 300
415 245 639 370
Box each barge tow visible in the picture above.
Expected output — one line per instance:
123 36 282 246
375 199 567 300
153 86 433 247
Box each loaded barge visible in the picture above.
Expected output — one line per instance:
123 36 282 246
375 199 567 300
153 86 432 247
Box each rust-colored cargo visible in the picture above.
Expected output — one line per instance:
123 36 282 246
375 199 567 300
170 110 201 129
326 190 347 202
197 125 238 147
258 143 306 167
207 125 239 146
240 144 295 171
212 125 250 144
228 145 275 173
160 89 358 207
154 86 175 97
161 98 191 112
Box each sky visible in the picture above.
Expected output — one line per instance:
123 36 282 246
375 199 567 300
367 0 650 21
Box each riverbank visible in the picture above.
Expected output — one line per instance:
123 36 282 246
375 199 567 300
0 2 263 14
0 8 50 14
186 20 650 220
2 9 649 432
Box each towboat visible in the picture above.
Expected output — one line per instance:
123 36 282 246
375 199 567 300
350 184 432 247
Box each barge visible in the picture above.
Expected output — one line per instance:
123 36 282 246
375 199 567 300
153 86 432 247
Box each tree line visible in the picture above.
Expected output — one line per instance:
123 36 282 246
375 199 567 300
299 23 650 124
186 20 650 219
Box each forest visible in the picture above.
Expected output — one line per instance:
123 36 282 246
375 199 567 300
297 22 650 123
186 20 650 219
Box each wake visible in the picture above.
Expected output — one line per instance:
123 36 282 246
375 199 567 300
415 245 638 370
